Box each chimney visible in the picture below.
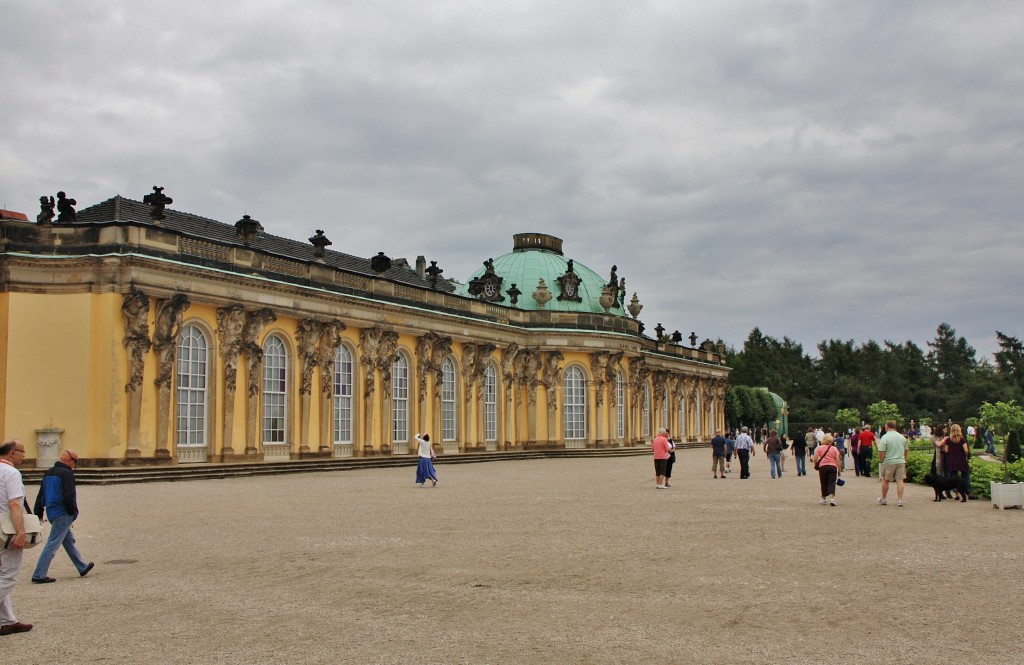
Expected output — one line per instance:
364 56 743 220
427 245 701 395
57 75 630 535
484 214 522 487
415 255 426 278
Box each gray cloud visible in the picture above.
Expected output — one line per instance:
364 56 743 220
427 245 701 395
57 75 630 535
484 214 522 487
2 0 1022 362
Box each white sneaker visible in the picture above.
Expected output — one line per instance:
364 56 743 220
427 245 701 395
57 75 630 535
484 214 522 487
819 499 827 505
897 501 904 507
877 497 887 505
655 484 666 489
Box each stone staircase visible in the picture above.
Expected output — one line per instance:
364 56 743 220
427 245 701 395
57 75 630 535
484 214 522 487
19 445 682 486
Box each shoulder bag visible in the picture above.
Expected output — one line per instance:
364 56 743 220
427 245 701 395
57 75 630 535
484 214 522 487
813 445 832 471
1 505 43 550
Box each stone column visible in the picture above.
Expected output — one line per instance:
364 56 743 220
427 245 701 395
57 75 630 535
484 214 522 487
216 305 246 457
296 320 320 454
153 294 190 460
121 291 151 459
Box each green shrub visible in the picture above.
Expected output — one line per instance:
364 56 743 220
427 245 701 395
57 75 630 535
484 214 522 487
966 456 1024 499
904 451 932 483
1007 430 1022 464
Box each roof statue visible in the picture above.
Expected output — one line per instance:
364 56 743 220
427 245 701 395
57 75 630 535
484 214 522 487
142 186 173 221
37 195 55 225
55 191 77 223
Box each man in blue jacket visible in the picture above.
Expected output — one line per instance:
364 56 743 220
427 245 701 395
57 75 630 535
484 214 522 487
30 450 93 583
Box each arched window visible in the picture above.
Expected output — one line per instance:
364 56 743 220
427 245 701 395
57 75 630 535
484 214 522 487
563 366 586 441
441 357 457 441
484 364 498 442
694 391 702 440
642 382 651 438
392 353 410 443
176 324 208 447
678 391 687 440
262 335 288 444
333 345 353 444
615 371 625 439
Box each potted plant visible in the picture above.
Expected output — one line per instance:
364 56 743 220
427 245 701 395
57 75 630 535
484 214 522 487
979 400 1024 509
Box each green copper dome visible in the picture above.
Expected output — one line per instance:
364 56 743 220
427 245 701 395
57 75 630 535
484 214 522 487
460 233 627 315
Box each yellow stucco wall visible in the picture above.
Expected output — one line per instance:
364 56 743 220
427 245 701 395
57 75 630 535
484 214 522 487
3 292 111 457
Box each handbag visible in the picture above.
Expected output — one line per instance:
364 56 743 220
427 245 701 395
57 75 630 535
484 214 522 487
813 444 832 471
1 510 43 550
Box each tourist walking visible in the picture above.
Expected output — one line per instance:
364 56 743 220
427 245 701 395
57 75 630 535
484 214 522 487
812 434 842 506
779 435 789 473
710 430 727 479
792 430 808 476
1 439 32 635
414 433 439 487
943 424 972 496
984 428 996 455
31 450 93 583
804 427 816 458
855 425 876 477
877 421 908 507
764 430 783 478
734 427 754 479
724 431 735 473
652 428 671 489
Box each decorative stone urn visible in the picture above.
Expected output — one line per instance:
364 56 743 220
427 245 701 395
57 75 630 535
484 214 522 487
533 278 553 310
599 285 615 313
627 293 643 319
35 427 65 468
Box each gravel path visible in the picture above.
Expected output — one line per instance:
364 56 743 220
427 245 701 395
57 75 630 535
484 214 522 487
7 450 1021 664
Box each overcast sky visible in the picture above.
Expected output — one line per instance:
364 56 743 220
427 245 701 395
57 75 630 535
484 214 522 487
3 1 1022 361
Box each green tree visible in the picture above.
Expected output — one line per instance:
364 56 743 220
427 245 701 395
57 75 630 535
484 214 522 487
835 407 861 431
735 386 757 428
744 386 766 428
994 331 1024 398
978 400 1024 481
725 386 741 429
1006 431 1022 464
866 400 903 429
756 389 778 429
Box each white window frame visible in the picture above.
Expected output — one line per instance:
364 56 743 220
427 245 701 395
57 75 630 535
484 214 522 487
642 381 651 438
563 366 587 441
616 371 624 439
441 357 457 441
392 353 410 443
176 324 208 447
262 335 288 444
484 364 498 442
333 345 353 444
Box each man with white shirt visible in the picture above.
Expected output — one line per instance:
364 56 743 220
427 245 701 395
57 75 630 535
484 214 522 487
733 427 755 479
1 439 33 636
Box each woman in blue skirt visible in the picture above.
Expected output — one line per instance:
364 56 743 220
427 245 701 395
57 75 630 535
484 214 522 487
415 432 438 487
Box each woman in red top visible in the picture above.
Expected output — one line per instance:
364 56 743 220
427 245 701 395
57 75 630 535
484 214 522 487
812 434 843 506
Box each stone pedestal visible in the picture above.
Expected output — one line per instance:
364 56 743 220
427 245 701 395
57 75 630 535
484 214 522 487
35 428 65 468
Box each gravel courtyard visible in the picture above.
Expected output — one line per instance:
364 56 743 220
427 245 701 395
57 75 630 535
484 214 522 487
8 450 1022 664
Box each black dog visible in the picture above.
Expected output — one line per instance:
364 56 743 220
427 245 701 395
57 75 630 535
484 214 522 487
923 474 969 502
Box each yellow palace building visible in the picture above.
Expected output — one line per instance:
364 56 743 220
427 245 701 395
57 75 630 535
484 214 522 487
0 189 728 467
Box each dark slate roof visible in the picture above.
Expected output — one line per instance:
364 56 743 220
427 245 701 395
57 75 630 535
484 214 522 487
75 196 455 291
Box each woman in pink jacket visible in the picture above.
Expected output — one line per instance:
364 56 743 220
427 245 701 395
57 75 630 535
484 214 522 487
652 428 671 489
